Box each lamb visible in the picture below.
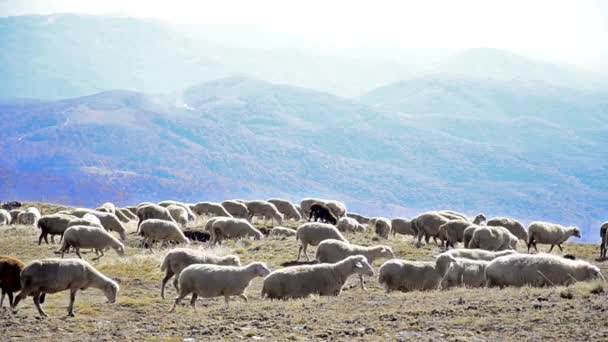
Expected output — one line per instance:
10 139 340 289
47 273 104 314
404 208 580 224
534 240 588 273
378 259 446 292
411 212 451 246
437 220 475 249
0 209 10 226
221 200 250 219
16 207 41 226
169 262 270 311
527 221 581 253
267 198 302 221
0 256 25 307
37 214 75 245
315 239 393 290
309 203 338 224
391 218 416 238
373 217 392 239
245 200 283 227
486 217 528 241
296 222 348 261
325 200 347 218
158 200 197 221
469 225 518 251
136 204 176 231
192 202 233 218
268 227 297 239
486 253 604 287
9 209 24 224
167 204 189 228
139 219 190 250
435 254 489 288
160 248 241 299
600 222 608 259
209 218 264 245
347 212 371 225
443 248 517 261
262 255 373 299
336 217 365 233
59 225 125 259
12 258 119 317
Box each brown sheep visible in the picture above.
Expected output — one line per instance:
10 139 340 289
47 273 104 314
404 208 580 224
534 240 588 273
0 256 25 307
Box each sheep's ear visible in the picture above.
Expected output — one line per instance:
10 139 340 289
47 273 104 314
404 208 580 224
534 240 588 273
380 247 386 253
355 262 363 268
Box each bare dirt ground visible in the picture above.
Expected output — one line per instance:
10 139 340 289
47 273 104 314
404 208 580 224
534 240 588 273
1 202 608 341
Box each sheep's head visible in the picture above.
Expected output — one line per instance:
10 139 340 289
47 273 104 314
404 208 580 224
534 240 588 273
473 214 486 225
570 227 582 238
583 265 604 282
222 255 241 266
250 262 271 277
435 254 456 275
116 244 125 256
252 229 264 240
351 256 374 277
376 246 395 259
104 281 119 303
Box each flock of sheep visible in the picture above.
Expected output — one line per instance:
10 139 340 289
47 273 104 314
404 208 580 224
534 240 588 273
0 198 607 318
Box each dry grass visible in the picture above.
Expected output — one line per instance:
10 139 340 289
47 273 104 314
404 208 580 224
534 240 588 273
1 203 608 340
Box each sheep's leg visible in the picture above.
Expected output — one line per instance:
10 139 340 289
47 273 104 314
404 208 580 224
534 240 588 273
50 234 55 244
160 270 174 299
169 294 185 313
416 232 424 247
239 294 248 302
0 290 5 307
297 245 303 260
33 292 48 317
548 244 555 253
75 248 83 259
7 292 14 307
67 289 77 317
557 244 563 252
224 295 230 308
11 290 27 309
359 275 368 291
190 293 198 311
173 276 179 292
38 232 45 245
59 233 64 243
303 245 310 261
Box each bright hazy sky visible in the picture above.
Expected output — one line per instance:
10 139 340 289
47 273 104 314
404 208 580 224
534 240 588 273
1 0 607 67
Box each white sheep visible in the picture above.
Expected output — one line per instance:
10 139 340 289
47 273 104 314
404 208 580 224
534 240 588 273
463 225 484 248
12 258 119 317
167 204 188 228
437 220 475 249
158 200 197 221
0 209 11 226
267 198 302 221
486 217 528 241
336 217 365 233
59 225 125 259
17 207 41 226
262 255 374 299
486 253 604 287
296 222 348 261
435 254 489 288
67 213 104 229
169 262 270 311
300 198 325 218
246 200 283 227
373 217 392 239
9 209 24 224
378 258 448 292
268 226 297 239
443 248 517 261
391 218 416 238
136 204 176 231
527 221 581 253
325 200 347 218
468 225 518 251
139 219 190 250
71 209 128 241
221 200 250 219
411 211 451 246
315 239 393 290
95 202 116 214
192 202 233 218
209 218 264 245
160 248 241 299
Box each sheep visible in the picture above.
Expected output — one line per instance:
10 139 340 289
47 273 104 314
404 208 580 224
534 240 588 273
527 221 581 253
262 255 373 299
437 220 475 249
12 258 119 317
95 202 116 214
378 259 446 292
336 217 365 233
140 219 190 250
411 212 451 246
37 214 75 245
486 253 604 287
59 225 125 259
435 254 489 288
374 217 392 238
486 217 528 241
268 227 297 239
443 248 517 261
158 200 196 221
136 204 176 231
67 215 104 229
245 200 283 227
437 211 486 225
600 222 608 259
391 218 416 238
0 209 11 226
325 200 347 218
192 202 232 218
221 200 250 219
160 248 241 299
347 212 371 225
70 209 128 241
209 218 264 245
9 209 24 224
169 262 270 310
0 256 25 307
309 203 338 224
463 224 484 248
296 222 348 261
315 239 393 290
15 207 41 226
469 225 518 251
267 198 302 221
167 204 189 228
300 198 325 218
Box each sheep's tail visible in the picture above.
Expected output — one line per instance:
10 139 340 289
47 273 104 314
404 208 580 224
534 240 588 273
160 255 169 271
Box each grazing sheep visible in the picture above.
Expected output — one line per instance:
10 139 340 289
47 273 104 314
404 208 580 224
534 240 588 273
0 256 25 307
262 255 373 299
169 262 270 310
9 209 24 224
347 212 371 225
443 248 517 261
88 211 128 241
336 217 365 233
59 225 125 259
12 258 119 317
67 214 104 229
136 204 176 231
209 218 264 245
469 226 518 251
167 204 189 228
391 218 416 238
16 207 41 226
267 199 302 221
325 200 347 218
463 225 484 248
309 203 338 225
192 202 233 218
300 198 325 218
378 259 446 292
486 217 528 241
0 209 11 226
435 254 489 288
315 239 393 290
160 248 241 299
437 211 486 225
37 214 75 245
268 227 297 239
296 222 348 261
438 220 475 249
139 219 190 250
411 212 451 246
221 200 250 219
158 200 196 221
246 200 283 227
600 222 608 259
486 253 604 287
374 217 392 239
183 230 211 243
95 202 116 214
527 221 581 253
